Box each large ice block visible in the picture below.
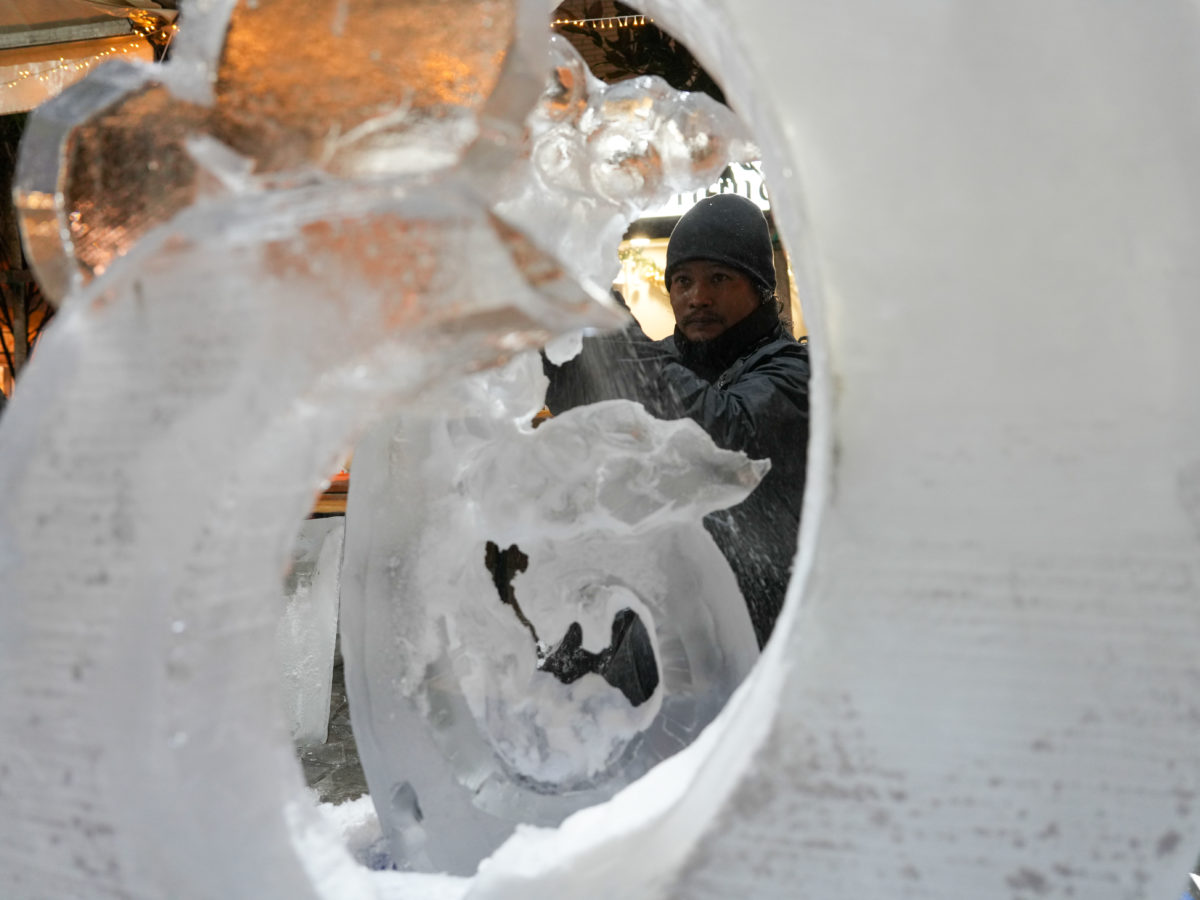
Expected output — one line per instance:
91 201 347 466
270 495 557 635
339 357 762 874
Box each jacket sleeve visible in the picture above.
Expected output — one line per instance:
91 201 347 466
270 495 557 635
641 346 810 459
546 331 809 461
543 323 669 412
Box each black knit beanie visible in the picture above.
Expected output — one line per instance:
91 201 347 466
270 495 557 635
664 194 776 295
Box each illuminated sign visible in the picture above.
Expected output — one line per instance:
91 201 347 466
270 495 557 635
640 162 770 218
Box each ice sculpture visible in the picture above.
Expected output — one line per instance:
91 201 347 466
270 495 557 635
494 34 757 298
0 170 630 897
16 0 532 303
277 518 345 747
339 355 761 873
3 0 1200 899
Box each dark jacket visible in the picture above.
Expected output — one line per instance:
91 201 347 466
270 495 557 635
544 302 810 647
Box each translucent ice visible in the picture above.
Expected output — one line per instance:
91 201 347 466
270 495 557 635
0 162 630 895
15 0 546 303
8 1 1197 899
277 517 345 747
339 355 762 874
1 2 626 895
494 35 759 290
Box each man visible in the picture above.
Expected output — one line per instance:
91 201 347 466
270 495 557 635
545 193 810 647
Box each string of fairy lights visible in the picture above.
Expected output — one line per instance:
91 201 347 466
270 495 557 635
1 13 648 98
1 40 147 92
552 14 654 30
0 21 177 95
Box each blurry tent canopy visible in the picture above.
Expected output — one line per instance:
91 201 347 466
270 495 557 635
0 1 172 114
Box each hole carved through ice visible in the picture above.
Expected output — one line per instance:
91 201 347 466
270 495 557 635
485 540 660 707
540 607 659 708
339 362 764 874
485 541 537 643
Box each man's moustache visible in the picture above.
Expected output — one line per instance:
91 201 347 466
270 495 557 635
682 313 723 327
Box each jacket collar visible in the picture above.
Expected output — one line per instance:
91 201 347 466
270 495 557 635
672 302 782 375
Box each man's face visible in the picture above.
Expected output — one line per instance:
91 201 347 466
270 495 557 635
668 260 761 342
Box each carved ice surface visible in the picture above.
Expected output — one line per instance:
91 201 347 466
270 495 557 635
496 35 758 296
0 0 632 889
15 0 535 304
278 518 345 747
339 355 762 874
